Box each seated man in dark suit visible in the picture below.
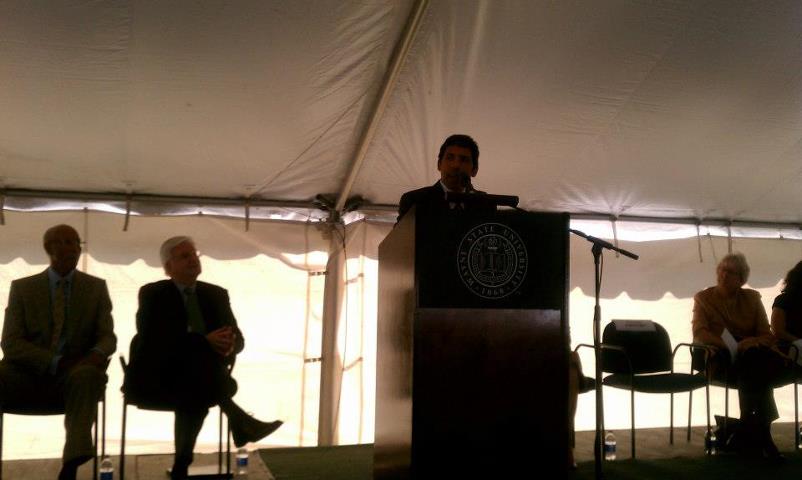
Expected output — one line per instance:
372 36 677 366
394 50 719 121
123 236 282 479
397 133 496 221
1 224 116 480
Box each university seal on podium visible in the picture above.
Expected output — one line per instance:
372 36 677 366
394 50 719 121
457 222 528 299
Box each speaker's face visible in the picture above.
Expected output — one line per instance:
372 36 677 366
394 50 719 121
438 145 477 191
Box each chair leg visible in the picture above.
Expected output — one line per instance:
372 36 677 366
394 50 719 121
218 407 223 474
686 388 692 442
226 421 231 475
1 411 4 480
687 361 694 443
723 386 729 435
705 383 711 453
669 392 674 445
120 402 127 480
630 387 636 459
795 380 799 450
93 404 98 479
102 392 107 459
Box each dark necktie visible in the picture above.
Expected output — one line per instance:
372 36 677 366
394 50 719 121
184 287 206 335
51 279 66 349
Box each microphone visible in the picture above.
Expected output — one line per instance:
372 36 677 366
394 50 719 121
446 176 520 208
459 172 474 192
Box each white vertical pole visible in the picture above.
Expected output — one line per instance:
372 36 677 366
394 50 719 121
318 226 345 446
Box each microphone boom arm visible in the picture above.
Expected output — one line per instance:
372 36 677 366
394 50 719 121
569 229 639 260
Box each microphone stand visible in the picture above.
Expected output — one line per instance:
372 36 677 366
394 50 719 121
569 229 638 480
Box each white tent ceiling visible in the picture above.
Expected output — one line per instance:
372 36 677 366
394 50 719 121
2 0 802 225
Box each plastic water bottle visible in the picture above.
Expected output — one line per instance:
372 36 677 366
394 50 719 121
236 447 249 478
603 431 616 461
99 457 114 480
705 430 717 455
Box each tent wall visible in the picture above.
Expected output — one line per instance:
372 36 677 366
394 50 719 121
0 210 330 458
2 210 802 458
570 233 801 430
325 219 802 440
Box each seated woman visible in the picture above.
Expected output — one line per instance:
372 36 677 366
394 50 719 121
771 260 802 361
692 252 786 460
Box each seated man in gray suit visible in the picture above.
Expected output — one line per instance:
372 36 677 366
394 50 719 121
124 236 282 479
1 224 116 480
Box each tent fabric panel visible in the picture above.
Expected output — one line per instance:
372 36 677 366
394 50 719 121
353 1 802 223
2 210 801 457
0 1 414 200
3 1 802 223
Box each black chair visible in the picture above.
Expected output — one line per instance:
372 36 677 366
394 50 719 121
691 342 800 450
0 392 106 480
791 345 801 450
118 356 232 480
597 320 710 459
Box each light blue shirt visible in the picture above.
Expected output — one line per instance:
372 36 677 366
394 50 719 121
47 268 104 375
47 267 75 307
48 267 75 374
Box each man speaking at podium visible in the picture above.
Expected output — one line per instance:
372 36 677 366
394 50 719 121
395 135 583 469
397 134 496 221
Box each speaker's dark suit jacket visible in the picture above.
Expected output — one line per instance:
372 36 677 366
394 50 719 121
123 279 243 408
397 181 496 222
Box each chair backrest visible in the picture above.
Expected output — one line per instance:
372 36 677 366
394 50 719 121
601 320 672 374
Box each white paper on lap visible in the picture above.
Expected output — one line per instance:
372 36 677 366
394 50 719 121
792 338 802 366
721 328 738 363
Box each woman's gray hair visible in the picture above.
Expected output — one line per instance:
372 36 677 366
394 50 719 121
159 236 195 266
718 252 750 284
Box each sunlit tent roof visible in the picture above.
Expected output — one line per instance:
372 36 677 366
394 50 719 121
2 0 802 229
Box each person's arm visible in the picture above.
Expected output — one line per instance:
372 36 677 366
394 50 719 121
61 279 116 373
222 289 244 354
135 284 156 337
205 288 243 358
1 280 56 375
738 291 774 351
134 283 171 354
90 280 116 358
691 295 726 349
771 307 798 343
397 191 413 223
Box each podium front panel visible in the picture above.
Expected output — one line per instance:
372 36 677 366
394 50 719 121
412 308 568 478
375 208 570 479
414 209 568 311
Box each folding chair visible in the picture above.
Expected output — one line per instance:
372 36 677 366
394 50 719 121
598 320 710 459
691 342 799 451
792 344 801 450
0 392 106 480
118 356 232 480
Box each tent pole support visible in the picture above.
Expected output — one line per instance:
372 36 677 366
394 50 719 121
334 0 430 213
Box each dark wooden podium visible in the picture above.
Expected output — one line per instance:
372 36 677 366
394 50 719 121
375 207 570 479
